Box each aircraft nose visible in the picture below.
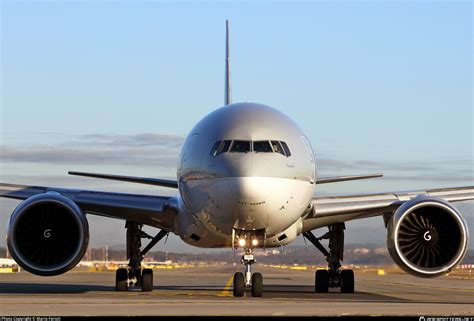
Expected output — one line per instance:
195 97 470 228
228 177 271 230
229 177 270 203
217 153 254 177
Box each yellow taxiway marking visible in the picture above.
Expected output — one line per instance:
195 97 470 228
217 275 234 297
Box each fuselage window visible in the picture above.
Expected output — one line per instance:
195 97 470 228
280 141 292 157
253 141 272 153
210 141 222 156
271 141 285 156
230 140 251 153
217 140 232 155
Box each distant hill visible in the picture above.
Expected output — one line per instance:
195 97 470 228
2 245 472 266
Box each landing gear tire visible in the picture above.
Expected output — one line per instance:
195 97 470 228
142 268 154 292
315 269 329 293
251 272 263 297
233 272 245 297
116 268 128 292
340 270 354 293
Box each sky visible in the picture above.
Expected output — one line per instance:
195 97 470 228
0 0 472 253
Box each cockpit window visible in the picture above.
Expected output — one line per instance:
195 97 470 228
253 141 272 153
230 140 251 153
271 141 285 156
210 141 221 156
211 139 291 157
280 141 291 157
217 140 232 155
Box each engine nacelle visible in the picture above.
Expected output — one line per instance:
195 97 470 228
7 192 89 276
387 196 468 278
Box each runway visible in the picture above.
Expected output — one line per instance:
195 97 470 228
0 265 472 316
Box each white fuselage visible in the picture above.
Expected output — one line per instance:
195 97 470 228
175 103 316 248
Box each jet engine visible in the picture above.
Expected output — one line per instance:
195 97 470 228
387 196 468 277
7 192 89 276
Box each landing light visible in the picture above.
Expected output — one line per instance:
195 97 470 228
238 239 246 247
251 239 258 246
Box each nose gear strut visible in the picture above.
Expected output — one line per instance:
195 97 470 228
232 248 263 297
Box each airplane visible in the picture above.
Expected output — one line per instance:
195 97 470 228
0 20 472 297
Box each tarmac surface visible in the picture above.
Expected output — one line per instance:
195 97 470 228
0 265 472 316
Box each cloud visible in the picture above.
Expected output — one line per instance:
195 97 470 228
1 146 179 167
1 132 472 183
316 158 350 168
1 133 184 168
78 133 184 148
383 174 474 182
317 157 462 172
317 153 472 183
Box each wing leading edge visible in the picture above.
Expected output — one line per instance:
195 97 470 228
68 171 178 188
304 186 474 232
0 183 177 231
71 171 382 187
316 173 383 184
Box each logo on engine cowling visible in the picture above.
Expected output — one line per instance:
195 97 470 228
43 229 52 238
423 231 431 242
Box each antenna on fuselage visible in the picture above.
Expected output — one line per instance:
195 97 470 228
225 20 232 105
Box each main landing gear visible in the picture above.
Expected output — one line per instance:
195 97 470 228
115 221 168 292
233 248 263 297
303 223 355 293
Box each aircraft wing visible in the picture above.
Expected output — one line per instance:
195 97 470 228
303 186 474 232
0 183 178 231
68 171 178 188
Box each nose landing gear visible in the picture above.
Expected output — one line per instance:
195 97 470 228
304 223 355 293
233 249 263 297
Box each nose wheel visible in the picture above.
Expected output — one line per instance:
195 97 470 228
233 272 245 297
232 249 263 297
251 272 263 297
